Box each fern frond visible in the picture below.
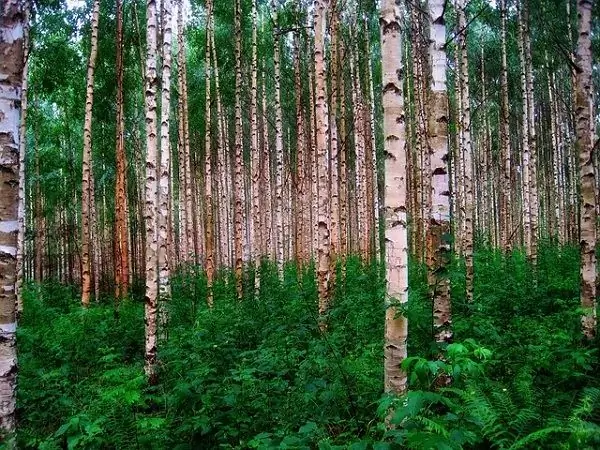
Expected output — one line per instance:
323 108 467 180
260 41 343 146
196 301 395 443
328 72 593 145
508 426 567 449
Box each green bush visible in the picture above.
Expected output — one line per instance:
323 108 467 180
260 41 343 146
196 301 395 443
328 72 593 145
15 246 600 449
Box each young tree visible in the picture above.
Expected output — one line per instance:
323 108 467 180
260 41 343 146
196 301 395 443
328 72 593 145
381 0 408 395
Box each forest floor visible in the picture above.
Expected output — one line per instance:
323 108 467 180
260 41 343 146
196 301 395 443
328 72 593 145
13 245 600 449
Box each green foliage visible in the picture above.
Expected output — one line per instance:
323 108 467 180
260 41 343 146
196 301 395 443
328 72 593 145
16 246 600 449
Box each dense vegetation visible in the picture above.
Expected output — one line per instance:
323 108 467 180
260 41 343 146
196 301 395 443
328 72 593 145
13 246 600 449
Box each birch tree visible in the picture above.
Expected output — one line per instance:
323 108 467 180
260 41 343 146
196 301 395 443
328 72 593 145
159 0 173 305
16 0 30 314
114 0 129 300
81 0 100 306
428 0 451 345
0 0 24 437
575 0 596 340
234 0 245 296
144 0 159 382
381 0 408 395
314 0 331 323
457 0 474 303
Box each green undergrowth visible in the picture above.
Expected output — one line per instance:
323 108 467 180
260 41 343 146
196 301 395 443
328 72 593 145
12 245 600 449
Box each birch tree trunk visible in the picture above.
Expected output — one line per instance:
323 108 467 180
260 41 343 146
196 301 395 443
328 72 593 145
499 0 512 252
204 0 215 304
339 50 348 260
350 44 367 258
159 0 173 309
0 0 23 437
81 0 100 307
365 27 380 262
16 0 30 314
329 7 339 268
518 4 532 259
234 0 245 296
144 0 159 382
114 0 129 300
274 8 285 273
523 1 538 263
428 0 452 345
314 0 331 324
294 30 307 267
381 0 408 395
250 0 261 283
575 0 596 340
457 0 474 303
176 3 187 261
261 61 273 261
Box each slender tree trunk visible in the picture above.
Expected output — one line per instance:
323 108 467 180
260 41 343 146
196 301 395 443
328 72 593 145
90 167 100 300
81 0 100 307
250 0 261 283
159 0 173 316
211 28 229 268
452 39 464 255
261 61 273 261
144 0 159 382
182 37 195 264
381 0 408 395
523 1 538 263
518 3 532 258
35 140 43 282
329 6 339 269
428 0 452 345
365 27 380 262
273 8 285 273
204 0 215 303
114 0 129 300
309 68 318 258
294 30 306 267
499 0 512 252
234 0 245 296
176 3 194 263
314 0 331 324
339 47 348 261
457 0 474 303
575 0 596 340
176 3 186 262
350 45 367 258
0 0 24 437
16 0 30 315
